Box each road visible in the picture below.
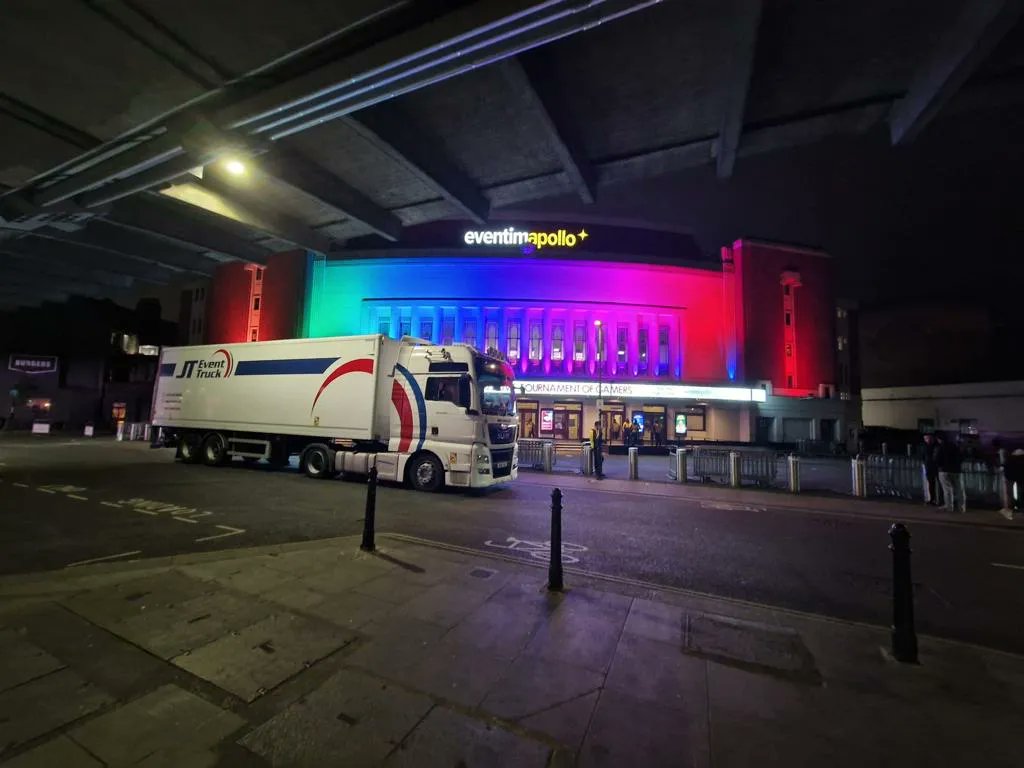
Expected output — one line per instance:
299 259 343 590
2 436 1023 654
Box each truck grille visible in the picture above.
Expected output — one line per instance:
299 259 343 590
490 448 514 478
488 423 517 445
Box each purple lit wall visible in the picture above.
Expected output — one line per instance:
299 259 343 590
303 255 735 383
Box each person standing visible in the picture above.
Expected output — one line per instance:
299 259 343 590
1002 448 1024 520
591 420 605 479
921 433 941 506
937 433 965 513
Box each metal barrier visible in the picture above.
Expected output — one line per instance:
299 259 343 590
689 447 778 487
517 439 548 469
553 442 586 473
666 447 687 483
860 454 1004 506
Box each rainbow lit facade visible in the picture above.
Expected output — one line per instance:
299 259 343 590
303 254 738 385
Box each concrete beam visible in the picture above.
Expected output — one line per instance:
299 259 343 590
258 148 403 241
0 248 135 289
41 225 217 277
715 0 762 178
105 194 269 263
345 106 490 224
889 0 1024 145
190 174 337 254
0 269 113 300
3 237 173 285
499 57 597 203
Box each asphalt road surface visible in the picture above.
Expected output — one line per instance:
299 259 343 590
2 436 1023 654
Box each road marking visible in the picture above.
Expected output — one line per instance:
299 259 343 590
195 525 245 543
992 562 1024 571
66 550 142 568
37 488 56 494
134 508 159 516
38 484 87 493
66 494 88 501
100 501 122 509
701 501 767 513
483 536 588 564
13 482 29 488
173 516 199 524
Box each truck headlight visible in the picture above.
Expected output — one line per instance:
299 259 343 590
476 452 490 466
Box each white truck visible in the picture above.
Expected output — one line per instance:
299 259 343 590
150 335 518 491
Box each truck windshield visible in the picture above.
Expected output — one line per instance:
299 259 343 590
475 356 516 416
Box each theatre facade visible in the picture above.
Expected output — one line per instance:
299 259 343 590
199 223 855 447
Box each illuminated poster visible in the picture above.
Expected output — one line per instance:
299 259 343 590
540 409 554 432
675 414 687 434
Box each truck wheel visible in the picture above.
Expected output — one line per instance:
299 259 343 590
201 433 228 466
301 445 336 479
409 454 443 492
179 434 201 464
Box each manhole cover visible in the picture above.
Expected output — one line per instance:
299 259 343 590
683 613 820 684
469 568 496 580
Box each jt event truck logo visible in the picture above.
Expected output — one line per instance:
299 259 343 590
463 227 589 253
175 349 234 379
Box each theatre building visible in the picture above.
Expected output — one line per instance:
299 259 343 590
199 223 854 447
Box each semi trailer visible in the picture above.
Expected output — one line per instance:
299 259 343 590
151 335 518 491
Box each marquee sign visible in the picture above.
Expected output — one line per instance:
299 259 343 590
8 354 58 375
463 226 589 252
516 379 767 403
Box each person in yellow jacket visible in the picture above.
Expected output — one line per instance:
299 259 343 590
590 420 605 479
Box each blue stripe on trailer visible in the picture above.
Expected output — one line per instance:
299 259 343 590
234 357 338 376
159 363 176 377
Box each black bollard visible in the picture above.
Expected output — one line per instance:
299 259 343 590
548 488 563 591
361 466 378 552
889 522 918 663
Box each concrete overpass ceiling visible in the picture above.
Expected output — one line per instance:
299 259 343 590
2 0 1023 311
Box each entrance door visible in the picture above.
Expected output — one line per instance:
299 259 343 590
756 416 774 443
566 410 581 441
552 409 568 440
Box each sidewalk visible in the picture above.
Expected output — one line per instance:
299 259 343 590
1 535 1022 767
521 465 1024 530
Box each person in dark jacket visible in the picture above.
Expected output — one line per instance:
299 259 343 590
921 433 941 506
936 433 965 513
1002 448 1024 520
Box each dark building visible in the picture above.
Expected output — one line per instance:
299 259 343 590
0 297 175 431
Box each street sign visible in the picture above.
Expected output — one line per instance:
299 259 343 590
8 354 58 375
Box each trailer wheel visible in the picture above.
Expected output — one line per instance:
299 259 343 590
408 453 443 492
179 434 202 464
301 444 336 479
201 433 228 466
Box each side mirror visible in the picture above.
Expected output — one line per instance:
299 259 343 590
465 408 480 416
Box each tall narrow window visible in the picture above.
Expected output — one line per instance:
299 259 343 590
399 317 411 337
616 326 628 364
253 296 261 311
528 322 542 361
573 322 586 361
441 316 455 345
419 318 434 341
507 321 521 361
638 328 649 372
255 268 264 282
377 314 391 336
485 321 498 352
552 322 565 361
463 319 477 348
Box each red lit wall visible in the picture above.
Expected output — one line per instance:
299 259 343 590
258 250 307 341
205 262 251 344
732 240 835 392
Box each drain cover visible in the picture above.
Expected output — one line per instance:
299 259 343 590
683 613 820 684
469 568 496 580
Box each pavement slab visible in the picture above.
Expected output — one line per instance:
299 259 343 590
345 615 449 680
69 683 244 766
481 656 604 724
173 612 356 701
112 590 275 659
522 589 630 674
238 667 433 767
0 669 113 755
622 596 686 645
303 590 398 630
605 632 709 715
385 704 552 767
0 630 65 693
402 641 513 709
684 613 820 684
579 688 710 768
0 735 104 768
351 571 431 605
63 569 216 628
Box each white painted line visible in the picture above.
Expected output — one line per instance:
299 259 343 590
172 516 199 524
13 482 29 488
195 525 245 543
66 550 142 568
37 488 56 494
992 562 1024 571
134 508 159 516
66 494 88 501
100 501 122 509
